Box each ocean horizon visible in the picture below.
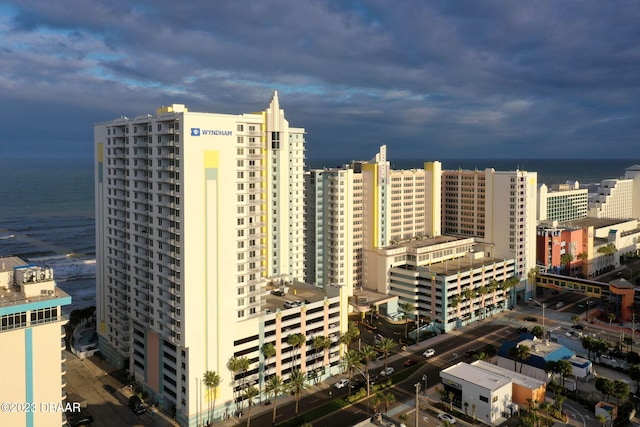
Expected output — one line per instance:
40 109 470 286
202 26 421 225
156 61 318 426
0 156 637 312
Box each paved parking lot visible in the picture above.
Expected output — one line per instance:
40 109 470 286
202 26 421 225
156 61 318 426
65 351 177 426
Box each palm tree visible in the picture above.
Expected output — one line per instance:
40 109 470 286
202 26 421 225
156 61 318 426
382 392 396 413
341 349 363 397
509 344 532 373
320 336 332 374
287 333 306 369
555 359 573 388
398 302 414 339
312 336 326 379
502 276 520 309
571 314 580 327
360 344 378 380
487 279 499 310
597 243 617 271
463 287 475 320
477 285 488 319
203 370 221 424
368 304 378 324
262 342 276 374
227 357 243 413
560 253 574 276
287 369 307 420
243 386 259 427
450 294 463 320
265 375 284 426
376 337 396 371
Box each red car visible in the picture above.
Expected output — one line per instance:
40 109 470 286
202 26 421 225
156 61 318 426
403 359 417 367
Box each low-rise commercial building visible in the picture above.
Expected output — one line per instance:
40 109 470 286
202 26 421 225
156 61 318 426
441 362 515 425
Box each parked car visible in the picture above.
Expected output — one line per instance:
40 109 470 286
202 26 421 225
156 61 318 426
380 367 394 376
572 324 584 330
516 327 529 333
67 410 94 427
334 379 349 389
128 396 145 415
283 300 302 309
403 358 417 367
438 413 456 423
423 348 435 358
271 289 285 297
524 316 537 322
350 379 367 390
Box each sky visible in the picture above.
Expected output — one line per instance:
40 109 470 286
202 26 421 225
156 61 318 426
0 1 639 160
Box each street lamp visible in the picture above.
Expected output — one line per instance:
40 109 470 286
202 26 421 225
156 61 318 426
351 365 371 414
529 298 546 341
414 383 421 427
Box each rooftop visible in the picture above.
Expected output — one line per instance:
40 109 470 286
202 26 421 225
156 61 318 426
442 362 511 391
263 280 340 313
471 360 545 390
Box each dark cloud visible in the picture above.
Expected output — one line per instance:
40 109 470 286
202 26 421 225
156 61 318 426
0 0 638 159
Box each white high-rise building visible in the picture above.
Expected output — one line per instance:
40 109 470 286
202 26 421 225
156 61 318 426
442 168 538 301
589 178 634 219
95 93 317 425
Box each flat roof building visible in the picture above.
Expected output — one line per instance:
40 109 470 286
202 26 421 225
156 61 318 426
0 256 71 427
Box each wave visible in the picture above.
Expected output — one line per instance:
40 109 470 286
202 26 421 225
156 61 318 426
27 255 96 281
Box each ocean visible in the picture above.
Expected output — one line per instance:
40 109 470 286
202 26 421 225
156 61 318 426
0 157 637 313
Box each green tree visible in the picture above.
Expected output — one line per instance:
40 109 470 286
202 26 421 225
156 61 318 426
243 385 259 427
581 335 594 360
376 337 396 371
571 314 580 326
312 336 329 378
555 359 573 388
629 364 640 391
477 285 488 318
287 333 306 369
340 349 363 397
531 325 544 339
262 342 276 386
595 377 614 401
560 253 574 275
227 356 250 413
360 344 378 380
527 267 539 293
463 287 475 320
382 392 396 413
598 243 617 269
265 375 284 427
368 304 378 324
203 370 221 425
483 343 497 358
612 379 630 405
509 344 532 373
398 302 415 339
287 369 307 420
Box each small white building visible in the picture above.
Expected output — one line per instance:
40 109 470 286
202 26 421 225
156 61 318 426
441 362 513 425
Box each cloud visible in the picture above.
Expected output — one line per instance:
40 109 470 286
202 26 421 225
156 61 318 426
0 0 638 159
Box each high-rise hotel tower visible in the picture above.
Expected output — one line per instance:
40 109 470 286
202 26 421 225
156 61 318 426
95 93 309 424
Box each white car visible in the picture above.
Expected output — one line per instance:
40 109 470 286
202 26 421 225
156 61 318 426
380 367 394 376
438 413 456 423
423 348 435 357
334 379 349 389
